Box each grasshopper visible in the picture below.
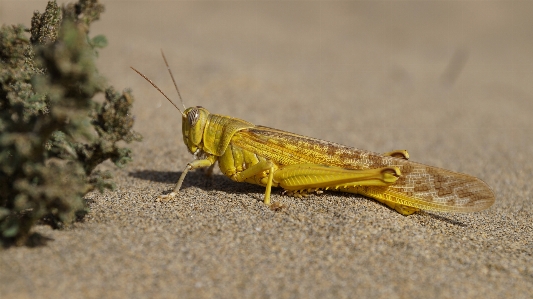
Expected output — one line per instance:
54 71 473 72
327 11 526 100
131 52 495 215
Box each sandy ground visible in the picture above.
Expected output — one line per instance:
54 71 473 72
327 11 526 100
1 1 532 298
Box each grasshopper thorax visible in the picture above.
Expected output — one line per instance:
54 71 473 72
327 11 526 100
182 106 209 155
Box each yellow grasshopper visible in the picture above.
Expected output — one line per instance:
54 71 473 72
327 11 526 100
131 53 495 215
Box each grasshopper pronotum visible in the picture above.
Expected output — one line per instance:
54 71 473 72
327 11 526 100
132 52 495 215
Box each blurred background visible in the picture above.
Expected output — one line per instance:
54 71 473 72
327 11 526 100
3 1 531 154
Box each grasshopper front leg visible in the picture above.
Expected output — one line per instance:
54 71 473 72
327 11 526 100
158 158 216 202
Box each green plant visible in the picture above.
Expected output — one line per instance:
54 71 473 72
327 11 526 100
0 0 141 246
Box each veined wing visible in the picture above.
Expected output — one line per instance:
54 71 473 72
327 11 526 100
231 126 495 212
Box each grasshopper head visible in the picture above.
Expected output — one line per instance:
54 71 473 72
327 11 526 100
182 106 209 155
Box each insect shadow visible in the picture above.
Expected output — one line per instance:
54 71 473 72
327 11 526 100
129 170 468 226
419 212 467 227
129 170 264 195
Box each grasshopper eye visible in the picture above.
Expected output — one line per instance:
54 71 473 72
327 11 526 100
187 107 199 126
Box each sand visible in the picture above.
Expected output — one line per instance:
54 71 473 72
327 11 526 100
1 1 532 298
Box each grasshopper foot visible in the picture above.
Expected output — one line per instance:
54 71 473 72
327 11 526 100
156 192 179 203
269 201 285 211
375 197 420 215
393 204 420 216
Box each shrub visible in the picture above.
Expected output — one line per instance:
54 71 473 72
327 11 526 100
0 0 142 246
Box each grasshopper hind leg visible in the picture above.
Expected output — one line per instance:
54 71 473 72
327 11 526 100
272 163 421 215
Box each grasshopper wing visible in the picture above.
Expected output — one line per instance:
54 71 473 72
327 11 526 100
231 126 495 213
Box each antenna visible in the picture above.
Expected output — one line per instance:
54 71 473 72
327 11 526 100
160 49 187 111
130 66 186 117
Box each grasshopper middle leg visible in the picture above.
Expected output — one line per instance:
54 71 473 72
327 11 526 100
228 160 277 205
